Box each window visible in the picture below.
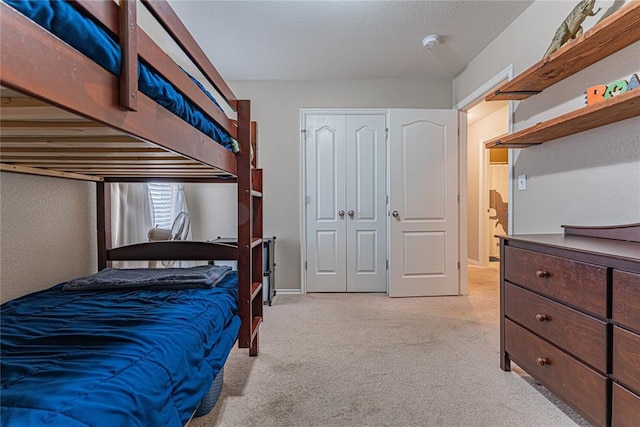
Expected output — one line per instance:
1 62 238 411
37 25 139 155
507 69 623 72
148 183 173 229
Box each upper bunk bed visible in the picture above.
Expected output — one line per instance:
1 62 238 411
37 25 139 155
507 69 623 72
0 0 256 180
0 0 263 367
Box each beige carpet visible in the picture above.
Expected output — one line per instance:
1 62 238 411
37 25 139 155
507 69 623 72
191 264 588 427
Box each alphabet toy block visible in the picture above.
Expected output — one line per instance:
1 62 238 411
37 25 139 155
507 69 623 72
604 79 628 99
586 84 607 106
628 73 640 91
585 73 639 106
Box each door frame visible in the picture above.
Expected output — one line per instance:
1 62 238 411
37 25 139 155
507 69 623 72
299 108 389 294
454 64 514 295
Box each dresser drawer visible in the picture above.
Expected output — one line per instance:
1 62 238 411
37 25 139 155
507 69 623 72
613 326 640 395
504 246 607 317
612 383 640 427
504 283 607 372
613 270 640 333
504 319 607 426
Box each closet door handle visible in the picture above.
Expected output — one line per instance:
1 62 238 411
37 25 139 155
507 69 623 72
338 210 345 219
392 210 399 218
348 210 355 218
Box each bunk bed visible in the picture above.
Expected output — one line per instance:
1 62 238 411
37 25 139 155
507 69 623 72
0 0 264 425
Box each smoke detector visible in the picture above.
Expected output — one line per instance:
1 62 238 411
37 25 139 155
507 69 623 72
422 34 442 50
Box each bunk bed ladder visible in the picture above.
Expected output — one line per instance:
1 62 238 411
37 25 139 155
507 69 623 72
237 100 263 356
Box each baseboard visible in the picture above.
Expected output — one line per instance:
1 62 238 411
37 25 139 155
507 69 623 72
274 288 302 295
467 258 482 266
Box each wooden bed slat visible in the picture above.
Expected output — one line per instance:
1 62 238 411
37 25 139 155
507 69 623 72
5 157 197 163
0 164 103 181
251 282 263 300
2 161 215 169
0 121 126 137
107 241 238 261
1 96 80 120
0 146 176 154
7 163 204 170
0 136 151 143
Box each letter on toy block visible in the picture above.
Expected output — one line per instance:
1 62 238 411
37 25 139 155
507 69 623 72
586 84 607 106
604 79 628 99
627 74 640 91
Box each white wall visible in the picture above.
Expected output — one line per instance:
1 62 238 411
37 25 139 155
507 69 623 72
188 78 452 290
185 182 237 241
0 173 97 303
454 0 640 234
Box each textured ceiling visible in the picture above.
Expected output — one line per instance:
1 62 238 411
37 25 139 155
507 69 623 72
168 0 533 81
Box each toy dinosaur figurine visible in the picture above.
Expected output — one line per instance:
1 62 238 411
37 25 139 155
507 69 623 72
543 0 601 58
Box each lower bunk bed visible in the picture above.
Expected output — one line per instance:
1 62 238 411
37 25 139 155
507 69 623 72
1 264 240 426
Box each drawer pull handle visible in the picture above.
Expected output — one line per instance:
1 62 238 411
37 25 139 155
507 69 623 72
536 357 549 366
536 270 549 278
535 314 548 322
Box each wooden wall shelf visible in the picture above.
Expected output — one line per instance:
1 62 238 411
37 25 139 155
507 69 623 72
486 2 640 101
485 88 640 149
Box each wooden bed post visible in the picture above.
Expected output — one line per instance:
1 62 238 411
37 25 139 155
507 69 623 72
237 100 263 356
118 0 138 111
96 182 112 271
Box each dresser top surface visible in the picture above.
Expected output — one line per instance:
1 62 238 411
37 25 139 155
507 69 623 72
501 234 640 265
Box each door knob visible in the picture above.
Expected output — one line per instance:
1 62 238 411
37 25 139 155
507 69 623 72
348 210 355 218
392 210 399 218
338 210 345 219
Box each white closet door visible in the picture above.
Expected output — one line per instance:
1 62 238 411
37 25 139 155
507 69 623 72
305 113 387 293
305 115 347 292
346 115 387 292
388 109 459 297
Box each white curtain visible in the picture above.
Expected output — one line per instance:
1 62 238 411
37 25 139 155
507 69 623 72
170 183 192 240
111 183 154 268
169 183 194 267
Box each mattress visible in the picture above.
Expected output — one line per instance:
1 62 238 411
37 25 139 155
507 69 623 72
0 271 240 427
2 0 238 153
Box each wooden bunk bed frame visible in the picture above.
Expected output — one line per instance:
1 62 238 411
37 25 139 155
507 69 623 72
0 0 263 356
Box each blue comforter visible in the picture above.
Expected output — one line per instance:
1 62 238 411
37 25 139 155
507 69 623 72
0 271 240 427
3 0 238 153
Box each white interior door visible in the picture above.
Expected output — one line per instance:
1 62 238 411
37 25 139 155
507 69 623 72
305 115 347 292
388 109 459 297
346 115 387 292
305 113 387 292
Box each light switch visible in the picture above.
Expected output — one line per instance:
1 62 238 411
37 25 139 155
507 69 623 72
517 174 527 191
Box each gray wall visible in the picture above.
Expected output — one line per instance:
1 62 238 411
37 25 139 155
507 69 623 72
454 0 640 234
188 78 453 290
0 173 97 303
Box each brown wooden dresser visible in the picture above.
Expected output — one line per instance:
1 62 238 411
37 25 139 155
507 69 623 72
499 224 640 426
